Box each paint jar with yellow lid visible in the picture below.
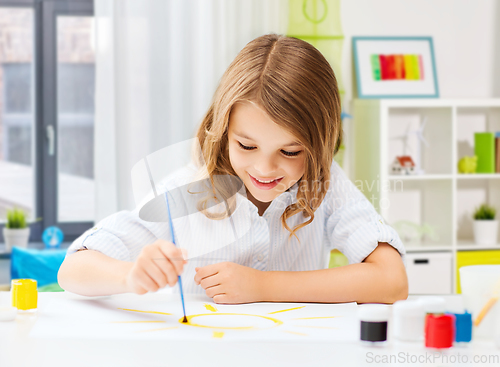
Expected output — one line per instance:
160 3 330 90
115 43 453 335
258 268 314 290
11 279 37 313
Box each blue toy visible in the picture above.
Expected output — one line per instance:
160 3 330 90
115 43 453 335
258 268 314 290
42 226 64 250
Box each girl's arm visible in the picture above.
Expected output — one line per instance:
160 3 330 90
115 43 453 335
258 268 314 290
58 250 133 296
58 240 186 297
260 242 408 304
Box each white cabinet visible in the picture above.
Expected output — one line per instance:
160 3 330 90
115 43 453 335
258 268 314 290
406 252 452 294
352 99 500 294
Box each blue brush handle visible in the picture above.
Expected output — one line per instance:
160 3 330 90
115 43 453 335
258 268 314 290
178 275 187 316
164 193 187 318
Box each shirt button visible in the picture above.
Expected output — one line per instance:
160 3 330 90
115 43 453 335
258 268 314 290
257 254 264 261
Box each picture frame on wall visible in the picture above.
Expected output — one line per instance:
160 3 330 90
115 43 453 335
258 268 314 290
353 36 439 99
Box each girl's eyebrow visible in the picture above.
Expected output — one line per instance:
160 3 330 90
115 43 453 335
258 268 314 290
282 142 302 147
233 131 301 147
233 131 252 140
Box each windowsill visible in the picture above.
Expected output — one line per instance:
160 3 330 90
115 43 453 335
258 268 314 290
0 242 70 259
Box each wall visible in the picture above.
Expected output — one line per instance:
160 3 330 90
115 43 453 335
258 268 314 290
494 2 500 97
341 0 498 102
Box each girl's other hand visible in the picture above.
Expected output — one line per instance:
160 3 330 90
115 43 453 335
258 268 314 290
125 239 187 294
194 262 265 304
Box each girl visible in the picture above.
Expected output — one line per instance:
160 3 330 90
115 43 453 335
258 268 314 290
58 34 408 304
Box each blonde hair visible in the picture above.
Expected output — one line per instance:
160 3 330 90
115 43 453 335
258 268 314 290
196 34 342 238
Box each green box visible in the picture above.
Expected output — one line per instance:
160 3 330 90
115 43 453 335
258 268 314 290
474 132 495 173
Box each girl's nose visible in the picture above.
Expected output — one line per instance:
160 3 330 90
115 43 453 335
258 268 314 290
253 157 279 176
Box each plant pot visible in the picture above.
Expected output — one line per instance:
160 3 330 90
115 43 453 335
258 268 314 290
2 227 30 253
473 220 499 245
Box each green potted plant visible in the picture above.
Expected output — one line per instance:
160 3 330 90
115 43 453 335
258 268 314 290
473 204 498 245
3 208 30 252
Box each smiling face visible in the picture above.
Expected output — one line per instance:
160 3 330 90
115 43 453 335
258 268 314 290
196 35 341 235
227 101 306 214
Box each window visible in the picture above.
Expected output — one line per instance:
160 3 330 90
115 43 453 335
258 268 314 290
57 17 95 223
2 64 34 166
0 7 35 222
0 0 95 242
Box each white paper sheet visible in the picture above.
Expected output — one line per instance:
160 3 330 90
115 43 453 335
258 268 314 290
29 294 359 342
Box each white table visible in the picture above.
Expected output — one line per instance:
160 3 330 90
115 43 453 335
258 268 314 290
0 292 499 367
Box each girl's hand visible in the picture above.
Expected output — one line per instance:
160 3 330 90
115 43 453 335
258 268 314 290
194 262 265 304
125 239 187 294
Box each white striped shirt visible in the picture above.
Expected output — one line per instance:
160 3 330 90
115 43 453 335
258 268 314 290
67 161 406 294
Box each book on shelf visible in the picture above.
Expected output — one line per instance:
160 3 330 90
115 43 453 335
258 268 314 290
475 132 495 173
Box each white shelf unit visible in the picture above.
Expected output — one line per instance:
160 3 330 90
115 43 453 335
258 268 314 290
352 99 500 294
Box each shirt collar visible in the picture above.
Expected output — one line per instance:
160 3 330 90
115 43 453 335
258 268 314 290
244 182 300 218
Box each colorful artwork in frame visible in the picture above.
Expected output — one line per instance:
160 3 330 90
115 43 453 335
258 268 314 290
353 37 439 99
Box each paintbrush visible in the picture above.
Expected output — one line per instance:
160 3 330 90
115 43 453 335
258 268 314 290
473 276 500 327
164 192 188 323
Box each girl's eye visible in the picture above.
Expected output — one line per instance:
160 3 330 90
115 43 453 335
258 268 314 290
238 142 256 151
281 149 302 157
238 141 301 157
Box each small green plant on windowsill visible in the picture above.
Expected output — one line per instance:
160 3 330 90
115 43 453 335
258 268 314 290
6 208 28 229
3 207 30 252
472 204 498 246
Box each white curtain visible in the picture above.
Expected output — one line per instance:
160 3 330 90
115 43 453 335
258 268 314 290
94 0 288 221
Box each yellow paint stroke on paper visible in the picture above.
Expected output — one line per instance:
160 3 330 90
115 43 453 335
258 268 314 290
281 330 308 336
213 331 224 338
118 308 172 316
292 316 339 320
113 305 341 338
179 313 283 330
111 321 166 324
268 306 305 314
293 325 337 329
137 326 178 333
204 304 218 312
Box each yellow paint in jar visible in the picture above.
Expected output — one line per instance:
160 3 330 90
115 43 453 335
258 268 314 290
11 279 37 312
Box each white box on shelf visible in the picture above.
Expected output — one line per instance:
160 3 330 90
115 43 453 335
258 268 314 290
406 252 452 294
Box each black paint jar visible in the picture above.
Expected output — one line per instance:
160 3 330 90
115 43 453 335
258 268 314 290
359 305 390 345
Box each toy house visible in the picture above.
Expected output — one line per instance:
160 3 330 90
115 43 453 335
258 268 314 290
391 156 416 175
